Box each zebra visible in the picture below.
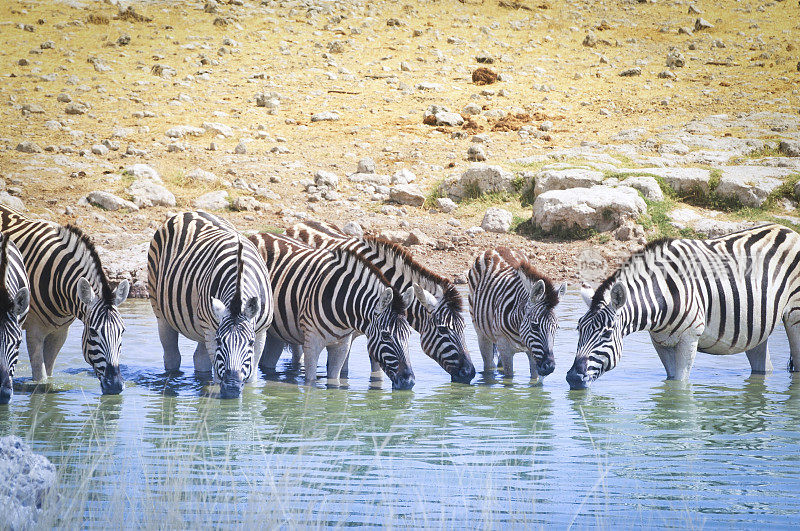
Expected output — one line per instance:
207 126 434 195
568 224 800 390
0 234 30 404
147 211 273 399
468 247 566 378
0 205 129 395
249 231 415 390
287 220 475 383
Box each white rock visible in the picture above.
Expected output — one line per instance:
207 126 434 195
125 164 161 182
232 196 264 212
193 190 229 210
187 167 218 183
715 166 796 207
311 111 340 122
532 185 647 232
87 191 139 212
533 168 604 196
0 436 57 530
621 167 711 195
126 179 176 208
341 221 363 238
462 103 482 116
621 176 664 201
436 197 457 213
435 111 464 127
466 226 485 236
481 207 513 233
165 125 205 138
441 164 516 200
315 171 339 190
693 219 759 238
0 192 25 211
358 158 375 174
467 145 486 162
202 122 233 137
389 184 426 207
779 140 800 157
91 144 109 156
391 169 416 185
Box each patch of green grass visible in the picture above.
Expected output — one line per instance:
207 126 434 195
743 144 782 160
514 217 597 241
423 178 446 208
638 197 698 241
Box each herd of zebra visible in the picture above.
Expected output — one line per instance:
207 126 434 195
0 203 799 403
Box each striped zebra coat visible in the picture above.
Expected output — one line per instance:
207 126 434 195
0 233 30 404
0 205 129 395
287 220 475 383
468 248 566 379
249 231 415 390
568 224 800 389
148 211 272 398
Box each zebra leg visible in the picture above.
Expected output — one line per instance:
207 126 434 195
302 337 326 383
784 314 800 372
249 329 266 382
290 343 303 367
745 341 773 374
496 338 515 378
475 330 497 371
260 333 286 371
25 330 47 382
157 319 181 371
193 343 212 373
42 326 69 377
325 336 352 380
673 335 699 381
650 339 678 380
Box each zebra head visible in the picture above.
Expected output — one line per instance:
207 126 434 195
76 277 129 395
518 273 566 378
366 287 414 390
410 283 475 383
211 295 260 399
568 283 627 390
0 235 28 405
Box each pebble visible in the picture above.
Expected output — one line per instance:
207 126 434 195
619 67 641 77
311 111 340 122
16 141 42 153
467 145 486 162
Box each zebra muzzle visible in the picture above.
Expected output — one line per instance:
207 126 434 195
391 368 415 390
451 361 476 384
566 368 591 390
219 371 245 399
0 368 12 405
100 365 124 395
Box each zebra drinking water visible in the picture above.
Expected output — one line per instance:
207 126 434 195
249 231 415 390
468 248 566 379
288 220 475 383
0 234 29 405
147 211 273 399
568 224 800 389
0 205 129 395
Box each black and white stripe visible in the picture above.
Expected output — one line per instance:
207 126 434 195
0 233 29 404
288 220 475 383
468 248 565 379
147 211 272 398
250 231 415 390
0 205 129 395
569 224 800 389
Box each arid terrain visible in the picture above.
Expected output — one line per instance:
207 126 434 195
1 0 799 295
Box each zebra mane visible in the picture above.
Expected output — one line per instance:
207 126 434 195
362 235 464 313
0 233 11 312
230 238 244 317
330 246 407 314
296 219 346 238
495 247 560 308
59 224 114 303
591 238 675 309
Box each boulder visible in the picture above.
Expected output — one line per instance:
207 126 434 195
620 167 711 195
126 179 175 208
232 196 264 211
314 171 339 189
440 164 516 200
533 168 604 196
389 184 426 207
715 166 795 207
87 191 139 212
193 190 229 210
391 169 416 185
779 140 800 157
621 176 664 201
357 158 376 174
0 436 57 530
311 111 340 122
125 164 161 182
532 185 647 232
481 207 514 233
435 111 464 127
186 167 217 183
165 125 205 138
406 229 435 246
436 197 457 213
201 122 233 137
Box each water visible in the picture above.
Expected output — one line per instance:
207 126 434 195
2 291 800 527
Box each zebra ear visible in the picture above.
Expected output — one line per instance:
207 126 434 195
211 297 228 321
610 283 627 310
77 278 97 307
557 282 568 301
413 283 438 312
113 280 130 307
375 287 394 314
12 287 29 318
401 287 415 311
580 284 594 307
242 296 260 320
530 279 546 303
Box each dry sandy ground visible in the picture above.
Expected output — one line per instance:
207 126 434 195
1 0 799 288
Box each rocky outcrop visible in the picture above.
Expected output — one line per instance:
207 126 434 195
533 168 604 196
439 164 516 200
0 436 57 530
532 185 647 233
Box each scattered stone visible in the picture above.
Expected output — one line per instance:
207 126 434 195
678 26 694 35
87 191 139 212
186 168 217 183
472 67 497 85
193 190 229 210
358 158 376 174
779 140 800 157
694 18 714 32
532 185 647 232
466 226 485 236
16 141 42 154
658 70 677 79
21 104 45 114
435 111 464 127
232 196 264 212
151 64 177 78
462 103 482 116
715 166 794 207
625 167 711 195
314 170 339 189
234 142 247 154
125 164 160 181
407 229 435 246
64 103 88 115
311 111 340 122
0 436 57 530
619 67 642 77
378 230 411 244
794 181 800 200
389 184 426 207
126 179 175 208
582 32 597 47
91 144 109 156
0 192 25 211
693 219 759 239
341 221 363 238
165 125 204 138
467 145 486 162
621 176 664 202
475 52 494 64
202 122 233 137
117 34 131 46
391 169 416 185
255 92 281 114
436 197 457 213
614 221 645 242
481 207 513 233
440 164 516 200
533 168 605 196
666 50 685 68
